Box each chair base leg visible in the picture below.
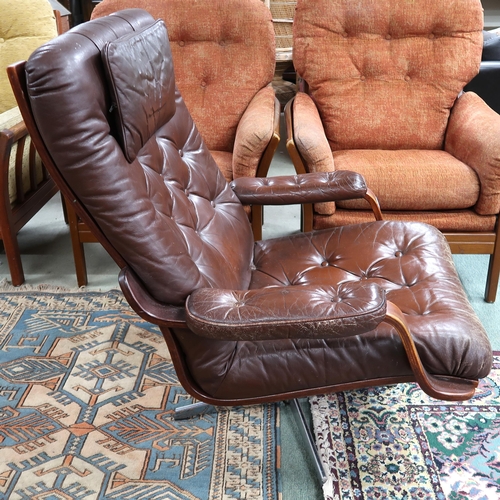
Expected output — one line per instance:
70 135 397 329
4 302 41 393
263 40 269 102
173 401 215 420
173 399 328 485
289 398 328 485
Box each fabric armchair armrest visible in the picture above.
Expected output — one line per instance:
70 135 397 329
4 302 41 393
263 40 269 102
445 91 500 216
285 92 335 175
230 170 369 205
232 85 280 179
185 282 387 341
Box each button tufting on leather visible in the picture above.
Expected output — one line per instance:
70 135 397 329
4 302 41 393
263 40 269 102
385 34 391 40
201 81 207 88
321 261 329 267
360 75 366 81
179 40 185 46
404 75 411 82
395 250 403 257
179 149 183 157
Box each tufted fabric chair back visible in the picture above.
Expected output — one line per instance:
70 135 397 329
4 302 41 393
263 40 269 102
91 0 276 154
293 0 484 151
23 9 254 305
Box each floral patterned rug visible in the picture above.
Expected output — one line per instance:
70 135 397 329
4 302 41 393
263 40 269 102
310 354 500 500
0 289 279 500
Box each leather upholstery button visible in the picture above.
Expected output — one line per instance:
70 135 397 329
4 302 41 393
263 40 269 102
385 34 391 40
179 40 185 46
179 149 183 156
321 261 328 267
201 81 207 88
360 75 366 81
395 250 403 257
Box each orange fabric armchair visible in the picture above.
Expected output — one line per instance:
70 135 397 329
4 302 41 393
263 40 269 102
92 0 280 238
286 0 500 302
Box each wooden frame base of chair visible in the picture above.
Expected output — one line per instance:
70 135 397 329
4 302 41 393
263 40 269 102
445 229 500 303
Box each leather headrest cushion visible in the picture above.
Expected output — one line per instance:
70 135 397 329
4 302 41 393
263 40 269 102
102 20 176 162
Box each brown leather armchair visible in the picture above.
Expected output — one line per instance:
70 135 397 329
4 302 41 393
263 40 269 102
286 0 500 303
9 7 492 446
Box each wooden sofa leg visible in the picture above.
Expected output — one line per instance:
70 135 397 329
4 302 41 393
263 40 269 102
65 196 88 287
1 225 24 286
485 232 500 303
0 130 24 286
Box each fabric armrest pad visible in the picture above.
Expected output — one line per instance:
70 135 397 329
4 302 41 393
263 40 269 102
185 282 386 341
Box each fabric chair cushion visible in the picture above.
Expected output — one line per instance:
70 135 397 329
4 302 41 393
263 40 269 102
0 0 58 113
0 106 43 204
292 0 483 151
314 209 498 233
332 149 480 212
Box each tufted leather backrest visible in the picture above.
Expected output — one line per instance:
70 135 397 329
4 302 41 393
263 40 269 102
24 9 254 305
293 0 483 151
91 0 276 153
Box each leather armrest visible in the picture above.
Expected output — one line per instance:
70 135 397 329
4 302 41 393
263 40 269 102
185 282 387 341
230 170 367 206
445 91 500 215
232 85 279 179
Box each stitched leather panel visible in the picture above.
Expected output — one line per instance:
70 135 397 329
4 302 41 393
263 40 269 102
102 20 176 162
185 282 386 341
230 170 367 205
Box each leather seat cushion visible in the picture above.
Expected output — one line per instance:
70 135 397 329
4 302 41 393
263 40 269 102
330 149 480 212
174 221 491 399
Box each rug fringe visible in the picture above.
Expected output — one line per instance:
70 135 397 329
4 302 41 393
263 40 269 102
0 278 88 293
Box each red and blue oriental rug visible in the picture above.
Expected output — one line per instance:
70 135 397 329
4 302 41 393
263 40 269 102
0 289 280 499
311 355 500 500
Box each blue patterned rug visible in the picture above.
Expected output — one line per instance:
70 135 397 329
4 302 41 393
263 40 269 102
310 355 500 500
0 290 280 499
